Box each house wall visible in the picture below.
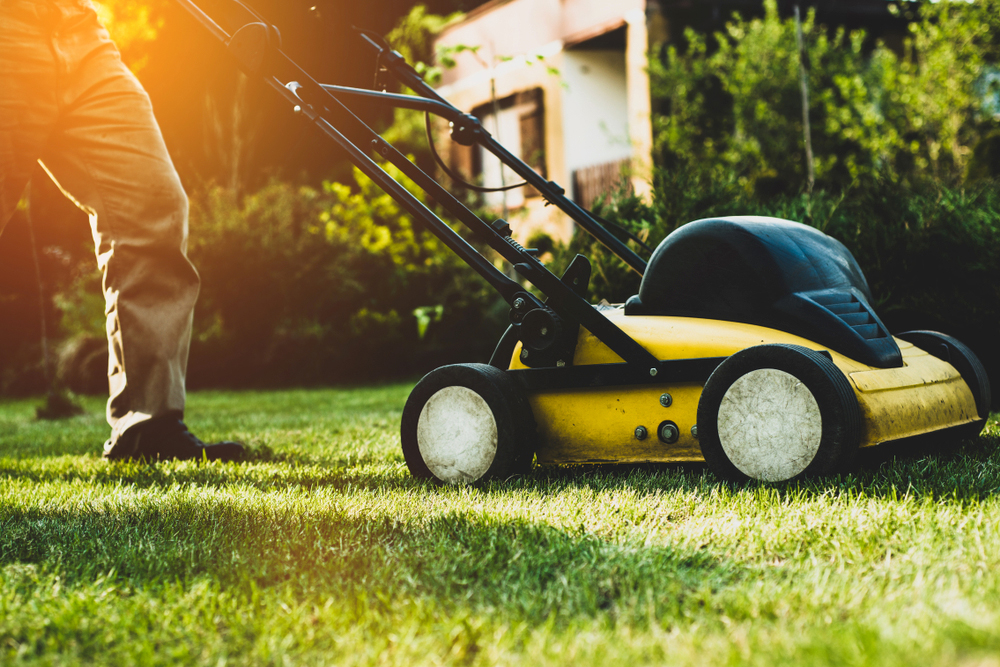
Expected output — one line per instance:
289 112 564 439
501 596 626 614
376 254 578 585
561 50 631 176
436 0 644 87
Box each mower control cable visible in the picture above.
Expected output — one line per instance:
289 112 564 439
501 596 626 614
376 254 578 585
423 113 655 255
423 113 527 193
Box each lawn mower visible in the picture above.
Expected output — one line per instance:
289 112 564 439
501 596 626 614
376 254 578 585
176 0 991 483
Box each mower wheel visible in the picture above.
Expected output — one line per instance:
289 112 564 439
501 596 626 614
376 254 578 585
897 330 991 439
401 363 536 484
697 344 862 483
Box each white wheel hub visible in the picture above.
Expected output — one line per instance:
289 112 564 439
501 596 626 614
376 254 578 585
417 386 498 483
717 368 822 481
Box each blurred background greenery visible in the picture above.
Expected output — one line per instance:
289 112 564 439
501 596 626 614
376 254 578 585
1 0 998 403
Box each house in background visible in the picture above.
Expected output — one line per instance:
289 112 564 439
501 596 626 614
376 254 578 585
434 0 657 244
433 0 906 244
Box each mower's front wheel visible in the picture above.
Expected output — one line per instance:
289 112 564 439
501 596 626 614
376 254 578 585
401 364 536 485
697 344 862 483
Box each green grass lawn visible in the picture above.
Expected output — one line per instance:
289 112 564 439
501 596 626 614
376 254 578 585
2 386 1000 666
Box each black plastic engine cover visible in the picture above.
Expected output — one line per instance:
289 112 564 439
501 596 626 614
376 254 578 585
624 216 902 368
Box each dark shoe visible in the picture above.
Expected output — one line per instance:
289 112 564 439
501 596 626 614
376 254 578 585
103 416 245 462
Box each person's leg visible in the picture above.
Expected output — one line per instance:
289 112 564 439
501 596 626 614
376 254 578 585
0 1 60 231
37 4 200 443
34 1 240 460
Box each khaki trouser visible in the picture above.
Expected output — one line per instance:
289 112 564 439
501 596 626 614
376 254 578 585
0 0 200 441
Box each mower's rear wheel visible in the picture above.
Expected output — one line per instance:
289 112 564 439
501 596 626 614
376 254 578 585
401 363 536 485
898 330 991 439
697 344 862 483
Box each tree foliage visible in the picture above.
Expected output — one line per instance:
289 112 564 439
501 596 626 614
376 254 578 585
650 0 998 192
91 0 170 73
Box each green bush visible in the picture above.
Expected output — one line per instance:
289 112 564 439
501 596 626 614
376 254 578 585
182 171 504 388
650 0 997 191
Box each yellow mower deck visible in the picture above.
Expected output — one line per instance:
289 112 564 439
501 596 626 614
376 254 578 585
508 311 980 465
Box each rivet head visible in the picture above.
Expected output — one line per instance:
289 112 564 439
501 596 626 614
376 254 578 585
659 393 672 407
520 349 529 360
540 327 548 336
634 426 648 440
649 368 658 377
513 298 525 309
691 425 699 439
556 360 566 367
293 105 302 114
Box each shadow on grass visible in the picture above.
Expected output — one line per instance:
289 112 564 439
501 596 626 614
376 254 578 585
2 426 998 503
503 428 1000 495
242 443 326 466
725 432 1000 503
0 498 736 626
3 437 999 503
0 455 420 494
519 431 1000 503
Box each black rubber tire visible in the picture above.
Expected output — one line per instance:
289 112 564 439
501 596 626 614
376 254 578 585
897 330 992 439
697 344 862 483
401 363 536 484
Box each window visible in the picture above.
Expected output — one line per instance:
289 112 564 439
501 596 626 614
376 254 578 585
468 88 545 209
